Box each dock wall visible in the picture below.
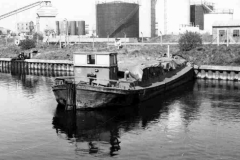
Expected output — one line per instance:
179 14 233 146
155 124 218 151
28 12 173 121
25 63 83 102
1 58 240 81
0 58 74 77
194 65 240 81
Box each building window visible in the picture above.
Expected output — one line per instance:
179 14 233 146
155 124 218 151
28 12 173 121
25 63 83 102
233 30 240 37
87 55 95 64
219 30 225 37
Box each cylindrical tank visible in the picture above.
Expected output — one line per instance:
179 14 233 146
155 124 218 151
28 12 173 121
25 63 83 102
68 21 76 35
56 21 60 35
77 21 85 35
59 21 68 35
157 0 190 35
96 1 139 38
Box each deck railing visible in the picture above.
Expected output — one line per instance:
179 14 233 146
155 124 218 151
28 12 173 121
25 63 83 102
54 76 136 89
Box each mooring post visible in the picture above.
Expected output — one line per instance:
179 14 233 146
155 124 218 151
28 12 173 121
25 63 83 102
66 81 76 111
167 45 170 58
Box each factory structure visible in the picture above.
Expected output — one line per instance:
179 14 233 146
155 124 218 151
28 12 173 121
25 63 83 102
1 0 237 41
55 20 85 36
93 0 235 38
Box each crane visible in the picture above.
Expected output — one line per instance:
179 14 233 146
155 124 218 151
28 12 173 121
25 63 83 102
0 1 53 45
0 1 52 20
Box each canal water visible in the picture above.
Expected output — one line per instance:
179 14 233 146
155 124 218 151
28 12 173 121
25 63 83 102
0 71 240 160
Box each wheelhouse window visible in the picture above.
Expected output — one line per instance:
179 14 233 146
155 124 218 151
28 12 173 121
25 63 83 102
233 30 240 37
87 54 95 64
219 30 225 37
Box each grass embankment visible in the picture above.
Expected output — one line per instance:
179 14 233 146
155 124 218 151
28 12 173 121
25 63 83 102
1 37 240 66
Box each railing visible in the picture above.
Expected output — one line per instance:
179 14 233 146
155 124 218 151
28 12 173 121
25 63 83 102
54 76 136 89
202 3 214 12
213 9 234 14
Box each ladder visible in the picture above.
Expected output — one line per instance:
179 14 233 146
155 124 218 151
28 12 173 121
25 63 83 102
109 6 139 37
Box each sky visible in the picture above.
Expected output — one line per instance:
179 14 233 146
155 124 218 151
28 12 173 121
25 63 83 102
0 0 239 31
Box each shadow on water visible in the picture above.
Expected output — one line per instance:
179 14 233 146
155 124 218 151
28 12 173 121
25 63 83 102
52 80 198 157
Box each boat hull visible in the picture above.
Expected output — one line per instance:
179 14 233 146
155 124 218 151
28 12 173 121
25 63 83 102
52 85 68 106
52 66 194 109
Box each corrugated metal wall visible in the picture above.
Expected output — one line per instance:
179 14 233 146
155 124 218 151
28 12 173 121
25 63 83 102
96 2 139 38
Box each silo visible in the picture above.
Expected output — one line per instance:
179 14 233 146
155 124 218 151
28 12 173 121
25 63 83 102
77 21 85 35
96 1 139 38
139 0 156 37
69 21 76 35
158 0 190 35
55 21 60 35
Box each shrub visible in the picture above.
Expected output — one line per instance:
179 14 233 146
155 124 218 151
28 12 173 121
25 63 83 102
178 31 202 51
33 32 44 41
19 39 36 50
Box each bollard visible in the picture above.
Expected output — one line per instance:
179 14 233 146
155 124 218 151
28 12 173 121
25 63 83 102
207 70 213 79
200 70 206 79
230 71 235 81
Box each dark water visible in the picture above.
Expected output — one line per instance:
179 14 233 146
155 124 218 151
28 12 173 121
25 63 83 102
0 71 240 160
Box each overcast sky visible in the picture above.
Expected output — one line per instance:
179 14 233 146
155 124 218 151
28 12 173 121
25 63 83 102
0 0 239 31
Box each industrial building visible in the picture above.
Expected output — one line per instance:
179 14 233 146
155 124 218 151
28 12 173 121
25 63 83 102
36 1 58 35
212 20 240 43
96 0 139 38
17 22 34 33
139 0 156 37
204 10 234 34
157 0 191 35
190 2 214 30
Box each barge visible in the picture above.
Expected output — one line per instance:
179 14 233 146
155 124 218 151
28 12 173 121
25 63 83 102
52 51 194 109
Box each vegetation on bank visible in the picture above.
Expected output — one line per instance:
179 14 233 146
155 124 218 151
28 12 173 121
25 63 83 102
0 33 240 66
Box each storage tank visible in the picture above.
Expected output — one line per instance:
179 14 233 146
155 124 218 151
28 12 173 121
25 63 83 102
77 21 85 35
68 21 76 35
96 0 139 38
59 21 68 35
55 21 60 35
204 12 233 34
139 0 156 37
158 0 190 35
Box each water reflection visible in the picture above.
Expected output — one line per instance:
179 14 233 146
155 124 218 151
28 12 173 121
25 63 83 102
52 81 197 157
52 105 139 156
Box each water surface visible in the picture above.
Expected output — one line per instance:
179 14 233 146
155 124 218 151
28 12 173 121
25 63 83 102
0 71 240 160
